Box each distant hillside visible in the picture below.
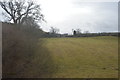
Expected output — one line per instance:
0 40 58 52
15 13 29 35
70 32 119 37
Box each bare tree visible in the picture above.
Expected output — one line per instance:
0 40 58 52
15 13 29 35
76 28 81 34
72 28 81 35
50 27 59 34
0 0 44 24
84 30 90 34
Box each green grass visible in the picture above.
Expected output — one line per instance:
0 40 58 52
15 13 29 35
23 36 118 78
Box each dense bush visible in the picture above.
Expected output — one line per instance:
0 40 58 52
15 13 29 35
2 22 57 78
2 23 37 77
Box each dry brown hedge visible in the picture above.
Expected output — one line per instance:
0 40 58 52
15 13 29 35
2 23 39 78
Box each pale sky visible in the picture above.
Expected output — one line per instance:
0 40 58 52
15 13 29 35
0 0 119 34
36 0 118 34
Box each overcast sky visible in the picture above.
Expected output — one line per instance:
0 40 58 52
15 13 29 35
37 0 118 34
0 0 119 34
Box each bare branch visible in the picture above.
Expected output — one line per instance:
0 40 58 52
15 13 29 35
0 0 44 24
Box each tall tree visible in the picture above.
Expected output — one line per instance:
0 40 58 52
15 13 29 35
0 0 44 24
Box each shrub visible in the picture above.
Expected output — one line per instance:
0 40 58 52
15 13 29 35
2 23 39 78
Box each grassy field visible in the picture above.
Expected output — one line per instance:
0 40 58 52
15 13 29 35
2 24 118 78
31 36 118 78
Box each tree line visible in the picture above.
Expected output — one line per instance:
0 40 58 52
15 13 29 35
43 27 119 37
